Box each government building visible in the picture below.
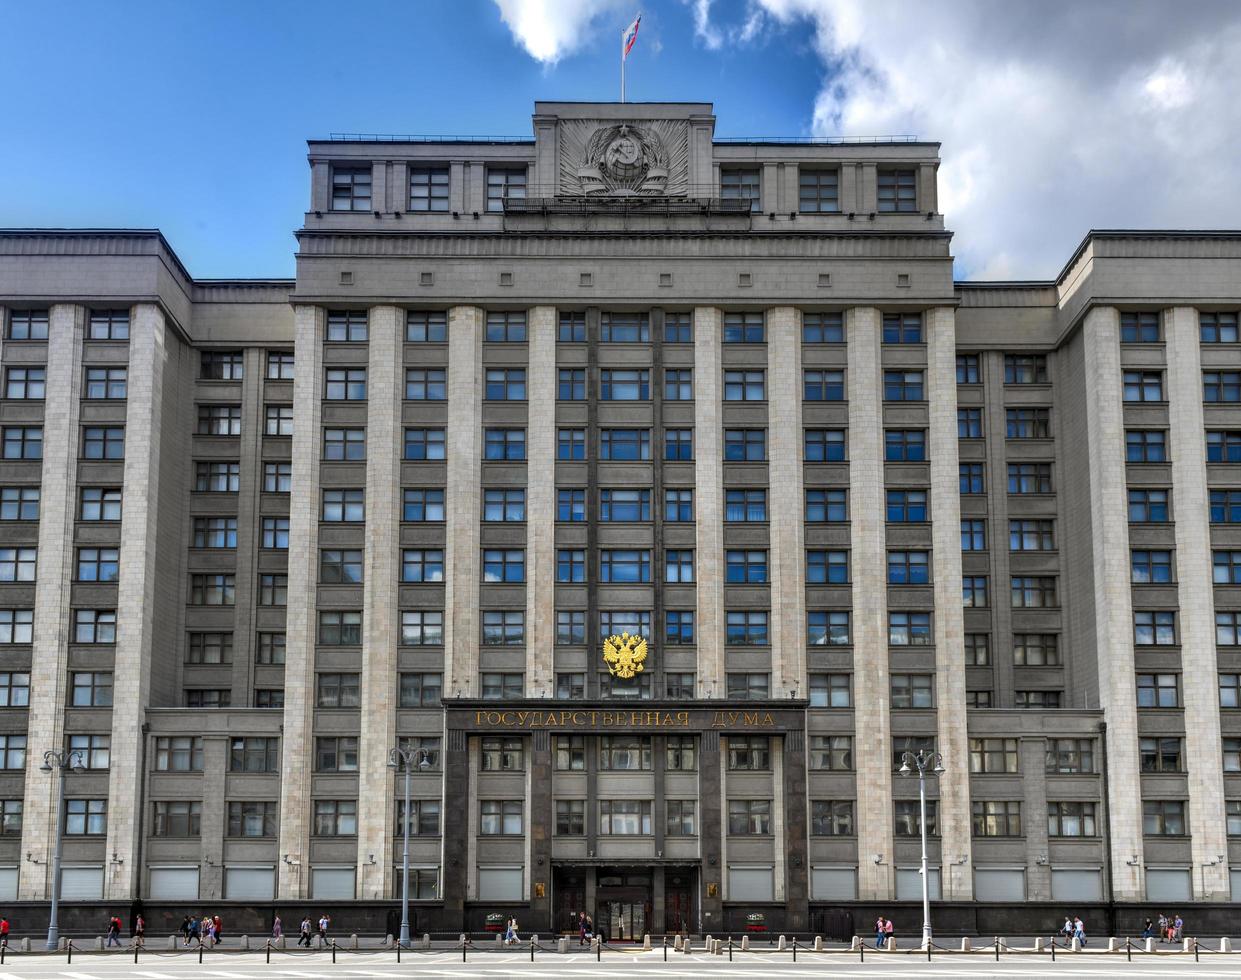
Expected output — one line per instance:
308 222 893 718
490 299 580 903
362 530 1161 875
0 100 1239 937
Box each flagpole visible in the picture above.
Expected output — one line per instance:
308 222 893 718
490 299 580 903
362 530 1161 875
620 31 626 102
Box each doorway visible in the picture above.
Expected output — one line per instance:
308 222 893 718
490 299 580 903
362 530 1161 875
595 868 652 942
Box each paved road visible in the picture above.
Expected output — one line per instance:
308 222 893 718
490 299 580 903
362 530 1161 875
0 947 1234 979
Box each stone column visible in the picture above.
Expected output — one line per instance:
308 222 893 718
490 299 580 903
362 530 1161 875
698 730 723 929
525 307 557 696
107 302 168 898
199 735 229 899
1020 737 1051 901
767 307 806 697
926 307 973 900
846 306 893 900
1165 305 1229 899
1081 305 1144 901
20 304 84 898
693 308 725 698
357 306 402 898
277 305 325 899
444 306 483 697
781 731 810 930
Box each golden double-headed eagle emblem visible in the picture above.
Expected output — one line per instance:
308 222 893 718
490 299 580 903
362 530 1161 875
602 632 648 679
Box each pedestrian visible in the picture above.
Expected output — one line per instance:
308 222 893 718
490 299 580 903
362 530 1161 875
188 915 200 946
875 916 885 947
299 916 312 947
1173 914 1183 942
180 915 191 946
318 913 330 944
585 914 594 940
1141 917 1153 939
1061 916 1074 943
0 915 9 949
106 915 122 947
134 914 145 949
213 914 223 945
1157 913 1168 943
205 915 216 946
1073 916 1086 947
884 917 895 946
273 914 283 939
578 911 587 946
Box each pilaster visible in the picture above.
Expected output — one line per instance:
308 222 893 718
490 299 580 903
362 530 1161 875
525 306 557 696
693 308 724 698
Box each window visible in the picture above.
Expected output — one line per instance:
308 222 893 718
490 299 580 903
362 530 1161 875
1201 312 1239 343
1121 311 1160 343
887 489 928 522
395 798 441 837
1129 488 1169 522
1212 489 1241 524
1124 370 1164 402
65 799 107 835
665 800 696 837
1205 371 1241 403
74 547 115 582
74 609 115 644
883 313 923 344
969 738 1018 773
804 370 844 401
88 310 129 340
484 369 526 401
314 800 358 836
153 801 202 837
1140 737 1184 773
479 800 523 835
264 405 293 436
726 673 770 700
404 488 446 522
201 351 243 381
1008 463 1052 494
558 311 586 343
663 368 693 401
266 351 294 379
187 574 236 604
808 673 850 708
600 312 649 343
799 169 839 212
482 611 524 646
556 611 585 645
1006 407 1051 439
726 610 768 646
805 488 846 523
558 673 584 701
600 489 650 522
154 736 203 771
0 735 25 769
809 735 852 771
479 669 523 704
480 736 524 771
960 462 985 494
402 549 445 583
1011 576 1056 608
406 311 447 342
81 426 122 458
725 550 767 585
963 576 989 607
728 799 771 835
1143 800 1186 836
599 800 652 836
399 673 442 707
400 611 443 646
888 551 929 585
889 612 931 646
319 549 363 584
0 548 34 585
325 311 369 343
486 311 527 342
325 367 367 401
331 165 371 210
225 736 279 773
894 800 937 836
486 168 526 211
197 404 241 436
0 672 28 707
728 736 771 771
316 673 361 709
1131 549 1173 584
482 549 524 583
723 312 765 343
891 674 934 709
1014 633 1062 664
6 309 48 340
600 549 649 583
258 574 287 605
1230 801 1241 836
195 461 239 492
403 427 446 461
557 427 586 461
662 311 691 343
1046 739 1094 774
2 367 43 400
722 168 761 211
665 428 693 460
724 369 766 401
404 368 446 401
263 462 292 492
185 688 232 708
972 801 1021 837
958 408 983 438
256 632 286 664
1137 673 1180 708
665 488 694 521
261 517 289 549
956 355 980 384
962 519 987 551
409 166 449 211
0 487 39 521
1004 355 1048 384
599 611 650 639
1213 550 1241 584
808 610 850 646
484 428 526 460
66 735 109 770
555 800 585 836
806 550 849 584
885 429 925 461
1009 519 1055 551
556 368 585 401
1127 429 1167 463
724 428 766 461
317 611 362 645
665 610 695 645
186 632 233 664
1226 738 1241 773
555 489 583 522
227 801 277 838
601 369 649 401
878 168 916 212
322 488 365 522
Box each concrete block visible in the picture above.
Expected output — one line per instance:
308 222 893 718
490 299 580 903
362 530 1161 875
19 938 29 952
558 937 569 953
240 935 249 950
1071 937 1081 952
1146 938 1155 952
1183 938 1191 952
422 934 430 949
960 938 971 951
673 935 682 951
1221 938 1232 952
642 934 651 950
1034 937 1044 951
741 935 750 950
814 936 823 950
850 936 861 950
777 934 786 950
167 936 176 949
1108 938 1118 951
495 933 503 946
94 937 103 950
350 933 358 949
886 937 895 951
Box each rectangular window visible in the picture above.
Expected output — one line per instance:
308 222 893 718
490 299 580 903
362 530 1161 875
558 311 586 343
0 487 39 521
1211 489 1241 524
806 550 849 584
404 427 446 461
803 312 844 343
961 518 987 550
66 734 109 770
322 488 365 521
480 735 524 771
888 611 931 646
726 673 770 700
558 368 586 401
1014 633 1061 664
186 632 233 665
325 367 367 401
1130 488 1170 522
1140 736 1184 773
895 800 938 837
261 517 289 549
799 169 839 213
555 800 585 836
1124 370 1164 402
0 672 29 707
1136 673 1180 708
6 309 48 340
805 488 846 522
409 166 449 211
401 549 445 583
665 610 695 645
1142 800 1186 836
197 404 241 436
485 168 526 212
600 488 650 522
313 800 358 837
405 368 446 401
326 310 369 342
972 801 1021 837
724 428 766 461
958 408 983 438
887 551 930 585
1004 355 1048 384
722 168 761 211
230 737 279 773
877 168 916 212
88 310 129 340
201 350 244 381
64 799 107 835
556 610 586 645
600 312 649 343
728 736 771 771
960 462 985 494
191 516 236 547
406 311 447 342
266 351 294 379
882 313 922 344
664 368 693 400
479 800 523 835
1011 576 1056 608
666 800 697 837
1006 407 1051 439
1204 371 1241 403
600 369 649 401
404 488 446 522
482 610 524 646
316 673 361 708
724 369 766 401
555 488 583 522
227 801 277 838
264 405 293 436
803 370 844 401
599 800 652 836
0 735 25 769
885 429 925 461
887 489 928 522
1009 519 1055 551
331 165 372 211
725 610 768 646
601 428 650 460
1008 463 1053 494
255 632 286 664
195 461 239 492
663 312 691 343
1121 311 1161 343
82 426 123 458
890 674 934 709
1213 550 1241 584
1201 312 1239 343
317 611 362 645
558 428 586 460
809 735 853 770
482 549 524 583
319 549 363 584
665 428 693 460
599 549 649 583
963 575 989 607
400 611 443 646
808 673 851 708
1046 739 1094 774
727 799 772 835
155 736 203 771
808 610 850 646
74 609 115 644
1132 549 1173 584
969 738 1018 773
725 550 767 584
485 311 527 343
723 312 765 344
185 688 232 708
398 673 442 707
956 355 980 384
263 462 292 492
484 428 526 460
665 488 694 522
395 799 441 836
1 367 44 401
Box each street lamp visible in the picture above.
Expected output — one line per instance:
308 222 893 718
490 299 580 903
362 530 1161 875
388 745 434 948
898 749 945 947
40 749 85 950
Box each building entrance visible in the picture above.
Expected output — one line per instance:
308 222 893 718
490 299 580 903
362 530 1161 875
595 868 651 942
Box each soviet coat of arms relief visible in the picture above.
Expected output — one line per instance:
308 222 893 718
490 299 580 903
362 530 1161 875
558 119 690 197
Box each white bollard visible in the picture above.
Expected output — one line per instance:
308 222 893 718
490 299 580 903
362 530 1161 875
705 934 713 947
1183 938 1192 952
240 935 250 950
1146 937 1155 953
1034 937 1045 951
850 935 861 950
167 935 177 950
741 935 750 950
1108 937 1119 951
558 937 569 953
643 934 651 950
1221 937 1233 953
423 934 431 949
674 934 682 951
94 937 103 950
961 937 971 951
777 934 786 950
886 936 895 951
19 937 29 952
1071 937 1081 952
495 933 504 946
814 936 823 951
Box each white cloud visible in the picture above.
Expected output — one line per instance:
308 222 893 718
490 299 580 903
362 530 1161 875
689 0 724 50
723 0 1241 278
492 0 629 64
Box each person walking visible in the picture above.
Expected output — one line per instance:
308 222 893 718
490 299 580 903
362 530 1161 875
0 916 10 949
1141 917 1154 939
875 916 885 948
1073 916 1086 947
213 914 223 945
1157 913 1168 942
106 915 122 947
299 916 313 947
884 917 895 947
578 911 588 946
317 913 330 945
1173 914 1183 942
133 914 145 948
272 914 282 940
1061 916 1074 943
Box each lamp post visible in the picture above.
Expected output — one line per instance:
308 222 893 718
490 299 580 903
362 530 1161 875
41 749 85 950
898 749 944 947
388 745 434 948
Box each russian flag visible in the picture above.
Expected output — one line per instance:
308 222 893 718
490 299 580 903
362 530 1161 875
623 13 641 59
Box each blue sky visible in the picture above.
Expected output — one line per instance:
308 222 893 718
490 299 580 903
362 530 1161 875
0 1 824 278
3 1 1239 280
